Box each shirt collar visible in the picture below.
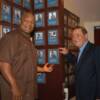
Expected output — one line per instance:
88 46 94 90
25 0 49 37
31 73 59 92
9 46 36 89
79 41 88 53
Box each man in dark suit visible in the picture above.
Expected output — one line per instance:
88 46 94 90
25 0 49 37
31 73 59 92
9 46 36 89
59 26 100 100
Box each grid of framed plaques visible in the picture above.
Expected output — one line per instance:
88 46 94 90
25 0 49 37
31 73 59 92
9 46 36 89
0 0 32 39
34 0 60 66
33 0 65 95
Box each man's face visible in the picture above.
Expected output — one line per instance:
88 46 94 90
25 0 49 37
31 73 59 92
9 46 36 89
72 29 87 48
21 14 35 33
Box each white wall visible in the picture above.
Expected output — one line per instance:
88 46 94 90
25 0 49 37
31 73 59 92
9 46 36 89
84 22 100 43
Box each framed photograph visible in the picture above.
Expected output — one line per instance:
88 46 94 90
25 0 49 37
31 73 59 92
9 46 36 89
68 28 72 38
37 49 45 64
23 0 31 9
48 49 59 64
35 13 44 27
2 26 11 34
14 0 21 5
48 30 58 45
68 16 72 27
64 27 68 37
2 2 11 22
64 15 67 25
2 25 11 37
34 31 45 45
37 73 46 84
48 11 58 26
13 7 21 24
47 0 58 7
34 0 44 9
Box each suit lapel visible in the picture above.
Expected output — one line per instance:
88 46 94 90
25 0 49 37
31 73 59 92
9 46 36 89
76 42 94 71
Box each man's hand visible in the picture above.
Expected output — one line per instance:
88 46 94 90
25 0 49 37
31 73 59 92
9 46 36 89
11 84 23 100
59 47 69 55
43 63 54 72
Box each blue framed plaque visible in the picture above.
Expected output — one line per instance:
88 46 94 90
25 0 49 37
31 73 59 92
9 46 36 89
48 30 58 45
13 7 21 24
35 13 44 27
14 0 21 5
23 0 31 9
47 0 58 7
37 49 45 64
2 2 11 22
48 11 58 26
2 26 11 34
34 0 44 9
37 73 46 84
34 31 45 45
48 49 59 64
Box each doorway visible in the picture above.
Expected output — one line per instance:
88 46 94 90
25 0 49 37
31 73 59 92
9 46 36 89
94 26 100 46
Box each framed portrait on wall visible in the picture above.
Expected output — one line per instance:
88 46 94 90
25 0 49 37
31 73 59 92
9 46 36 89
23 0 31 9
13 7 21 24
68 28 72 38
34 31 45 45
37 73 46 84
37 49 45 64
34 0 44 9
64 27 68 37
2 25 11 37
2 2 11 22
48 49 59 64
48 11 58 26
14 0 21 5
48 30 58 45
35 13 44 27
47 0 58 7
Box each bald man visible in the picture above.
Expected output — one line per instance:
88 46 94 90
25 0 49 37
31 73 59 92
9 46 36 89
0 12 53 100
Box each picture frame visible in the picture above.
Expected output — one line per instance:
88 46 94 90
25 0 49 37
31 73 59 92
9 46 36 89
68 16 72 27
64 27 68 37
48 29 58 45
47 0 58 7
37 49 45 64
64 15 67 25
34 0 44 9
14 0 21 5
13 7 21 24
68 28 72 38
35 13 44 27
2 1 11 22
2 25 11 37
48 49 59 64
37 73 46 84
48 11 58 26
34 31 45 45
23 0 31 9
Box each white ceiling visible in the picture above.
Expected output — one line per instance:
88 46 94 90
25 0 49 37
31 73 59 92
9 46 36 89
64 0 100 22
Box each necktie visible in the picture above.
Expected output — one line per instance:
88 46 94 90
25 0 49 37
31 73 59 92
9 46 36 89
77 49 81 63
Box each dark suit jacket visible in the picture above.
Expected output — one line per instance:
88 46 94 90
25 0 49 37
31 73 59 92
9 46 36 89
65 42 100 100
